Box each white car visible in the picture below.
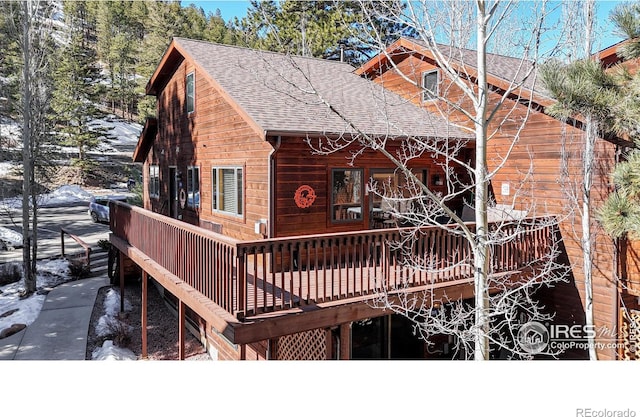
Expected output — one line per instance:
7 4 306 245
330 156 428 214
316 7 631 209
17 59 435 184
88 195 128 223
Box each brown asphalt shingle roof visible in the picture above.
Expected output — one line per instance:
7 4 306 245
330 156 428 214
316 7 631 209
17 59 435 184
409 38 547 96
172 37 472 140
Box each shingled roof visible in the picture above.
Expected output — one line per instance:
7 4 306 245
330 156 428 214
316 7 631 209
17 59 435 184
356 37 550 101
148 37 472 141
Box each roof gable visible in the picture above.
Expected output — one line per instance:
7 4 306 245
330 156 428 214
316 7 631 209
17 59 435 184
356 37 553 106
146 37 472 142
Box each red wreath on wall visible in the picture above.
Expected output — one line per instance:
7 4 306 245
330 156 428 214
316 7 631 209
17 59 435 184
294 185 317 209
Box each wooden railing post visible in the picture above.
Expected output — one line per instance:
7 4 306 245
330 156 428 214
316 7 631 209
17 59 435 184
237 249 246 320
60 229 65 258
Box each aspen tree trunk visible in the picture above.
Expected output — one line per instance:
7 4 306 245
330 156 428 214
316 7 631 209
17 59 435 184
20 0 36 295
582 0 598 361
473 0 491 360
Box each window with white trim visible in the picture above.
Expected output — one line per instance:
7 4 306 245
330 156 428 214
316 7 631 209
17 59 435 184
186 72 195 114
149 165 160 199
212 167 243 216
422 70 439 101
187 166 200 208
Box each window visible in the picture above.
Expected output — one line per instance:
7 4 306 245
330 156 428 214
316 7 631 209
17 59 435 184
212 167 243 216
187 166 200 208
186 72 195 114
332 168 363 222
149 165 160 199
422 70 439 101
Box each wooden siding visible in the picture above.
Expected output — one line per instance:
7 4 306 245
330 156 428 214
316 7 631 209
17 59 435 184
145 57 273 241
272 137 470 237
366 51 620 359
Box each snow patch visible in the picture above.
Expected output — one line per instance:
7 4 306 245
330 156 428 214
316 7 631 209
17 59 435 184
0 226 23 249
0 162 19 177
0 258 72 334
92 340 137 360
95 288 132 337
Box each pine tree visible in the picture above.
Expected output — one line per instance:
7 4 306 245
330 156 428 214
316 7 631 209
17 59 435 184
595 3 640 239
236 1 415 64
50 27 103 178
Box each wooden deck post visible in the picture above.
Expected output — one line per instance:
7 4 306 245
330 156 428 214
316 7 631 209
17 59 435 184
119 251 125 313
325 329 333 360
268 338 278 360
60 230 65 258
178 300 185 360
339 323 351 360
141 270 148 359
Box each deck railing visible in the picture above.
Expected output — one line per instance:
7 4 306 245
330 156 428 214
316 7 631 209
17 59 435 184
110 202 240 313
110 201 556 320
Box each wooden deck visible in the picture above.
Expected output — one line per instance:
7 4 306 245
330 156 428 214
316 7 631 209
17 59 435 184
109 201 558 342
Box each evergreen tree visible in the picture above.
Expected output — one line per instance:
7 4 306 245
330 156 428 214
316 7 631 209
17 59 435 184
236 1 415 65
239 1 358 59
595 3 640 239
50 27 103 178
95 0 141 119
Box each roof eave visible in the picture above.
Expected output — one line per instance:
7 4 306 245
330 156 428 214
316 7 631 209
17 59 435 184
146 39 185 96
133 118 157 163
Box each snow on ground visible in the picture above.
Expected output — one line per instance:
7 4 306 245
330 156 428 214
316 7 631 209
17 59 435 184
0 226 23 249
90 114 142 154
92 340 137 360
0 115 21 146
92 288 136 360
0 258 71 333
0 113 140 154
95 287 132 338
0 184 94 211
0 161 19 177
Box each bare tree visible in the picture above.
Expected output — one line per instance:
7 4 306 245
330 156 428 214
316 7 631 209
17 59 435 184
253 0 577 359
8 0 55 296
541 0 610 360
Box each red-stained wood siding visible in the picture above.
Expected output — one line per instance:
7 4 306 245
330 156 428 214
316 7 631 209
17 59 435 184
366 51 619 359
143 58 273 241
272 137 470 238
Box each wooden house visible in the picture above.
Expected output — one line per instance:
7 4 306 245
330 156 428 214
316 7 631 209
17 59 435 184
110 37 579 360
355 37 640 360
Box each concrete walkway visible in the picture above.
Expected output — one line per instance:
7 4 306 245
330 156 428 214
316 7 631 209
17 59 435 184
0 276 109 360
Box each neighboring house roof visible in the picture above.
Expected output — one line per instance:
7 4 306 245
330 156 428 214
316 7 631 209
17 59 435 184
597 39 632 67
146 37 473 142
356 37 553 105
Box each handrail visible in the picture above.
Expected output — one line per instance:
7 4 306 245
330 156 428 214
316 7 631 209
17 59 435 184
60 227 92 269
110 200 240 313
109 201 558 320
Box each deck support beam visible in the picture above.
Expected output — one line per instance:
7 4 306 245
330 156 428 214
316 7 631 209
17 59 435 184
339 323 351 360
119 251 125 313
142 270 148 359
268 338 278 360
179 300 185 360
325 329 333 359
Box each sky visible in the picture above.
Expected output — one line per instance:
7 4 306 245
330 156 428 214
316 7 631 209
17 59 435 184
188 0 630 52
188 0 251 21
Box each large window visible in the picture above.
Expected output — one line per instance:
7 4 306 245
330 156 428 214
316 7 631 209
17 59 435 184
186 72 195 114
149 165 160 199
212 167 243 216
422 70 439 101
332 168 363 222
186 166 200 208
